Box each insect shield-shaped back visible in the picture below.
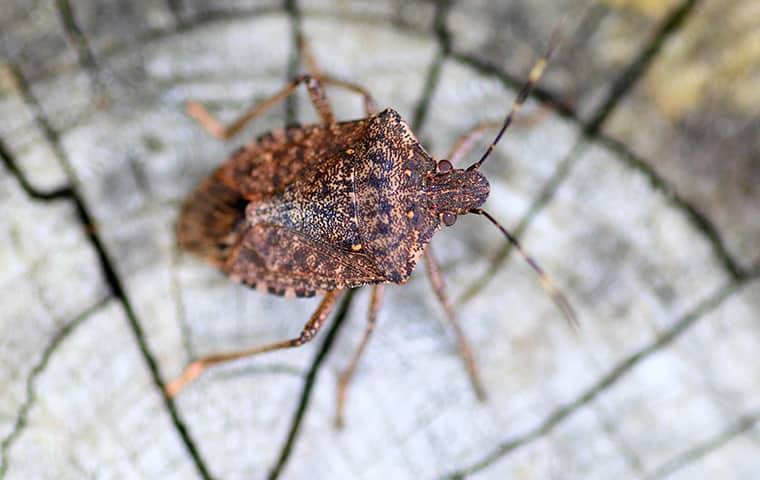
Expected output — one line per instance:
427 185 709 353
240 108 486 290
348 109 489 281
352 109 486 281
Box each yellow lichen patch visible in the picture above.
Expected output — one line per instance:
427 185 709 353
649 58 712 119
716 29 760 110
0 63 21 95
600 0 680 19
643 0 760 119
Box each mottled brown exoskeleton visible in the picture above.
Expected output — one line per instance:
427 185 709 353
167 32 576 427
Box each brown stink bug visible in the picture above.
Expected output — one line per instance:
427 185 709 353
166 30 576 427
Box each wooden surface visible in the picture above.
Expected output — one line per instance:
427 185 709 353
1 1 759 479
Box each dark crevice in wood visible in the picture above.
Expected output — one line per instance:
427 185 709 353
66 166 215 480
284 0 303 125
0 138 71 201
593 405 646 474
8 3 439 97
597 135 747 281
53 0 106 98
433 0 453 55
644 410 760 479
267 289 357 480
443 277 757 479
172 5 284 32
453 0 735 304
412 0 455 135
165 0 186 27
583 0 702 136
412 52 445 135
449 50 582 123
7 63 214 480
0 298 111 479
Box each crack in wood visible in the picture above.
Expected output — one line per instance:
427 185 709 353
596 135 747 280
4 63 214 480
216 363 305 381
593 403 646 474
410 0 453 135
644 409 760 479
449 50 581 123
53 0 108 102
451 0 732 305
169 247 196 362
165 0 186 28
284 0 303 125
0 298 110 479
441 276 756 478
267 289 357 480
411 51 445 136
583 0 702 136
0 138 71 201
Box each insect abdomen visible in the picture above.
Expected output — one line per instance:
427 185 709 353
177 167 248 267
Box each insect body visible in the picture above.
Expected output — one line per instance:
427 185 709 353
178 109 488 297
167 33 574 428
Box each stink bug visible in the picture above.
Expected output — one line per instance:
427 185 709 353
166 30 576 427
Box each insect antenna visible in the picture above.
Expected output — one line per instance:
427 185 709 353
467 19 564 172
471 208 578 329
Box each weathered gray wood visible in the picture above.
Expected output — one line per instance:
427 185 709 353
1 1 758 479
603 0 760 269
0 161 199 478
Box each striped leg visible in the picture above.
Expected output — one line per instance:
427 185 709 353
335 285 384 428
425 246 486 401
298 33 377 116
166 290 344 397
186 73 335 140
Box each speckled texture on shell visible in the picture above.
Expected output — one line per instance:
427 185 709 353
177 108 489 297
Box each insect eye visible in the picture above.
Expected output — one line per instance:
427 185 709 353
441 212 457 226
437 159 453 173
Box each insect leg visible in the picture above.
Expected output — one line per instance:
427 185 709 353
185 73 334 140
298 33 377 116
165 290 343 397
447 107 552 166
320 76 377 116
446 121 501 166
298 31 325 79
335 284 384 429
424 246 487 401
